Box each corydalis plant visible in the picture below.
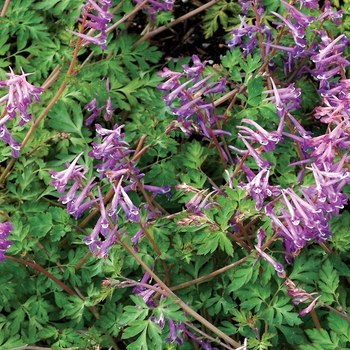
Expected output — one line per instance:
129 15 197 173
222 0 350 267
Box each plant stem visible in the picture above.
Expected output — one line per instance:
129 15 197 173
133 0 221 47
170 255 250 291
119 236 243 348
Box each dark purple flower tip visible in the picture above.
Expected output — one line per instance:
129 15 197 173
0 221 14 262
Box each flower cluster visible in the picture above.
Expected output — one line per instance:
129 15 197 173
67 0 113 50
227 14 272 58
50 118 171 257
0 67 44 157
158 55 229 142
0 221 13 262
226 0 350 266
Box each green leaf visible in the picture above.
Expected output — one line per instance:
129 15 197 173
247 77 264 107
122 320 148 339
182 141 207 169
276 325 304 344
288 254 320 283
318 259 339 300
147 321 162 348
27 213 53 238
228 267 253 292
304 329 340 350
126 328 148 350
328 312 350 343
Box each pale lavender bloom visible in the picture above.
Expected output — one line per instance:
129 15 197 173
239 168 280 210
226 16 259 52
0 222 13 263
0 125 21 158
0 67 44 121
287 113 312 139
271 11 307 47
299 296 321 316
82 216 104 253
178 322 219 349
237 117 284 152
85 98 98 111
120 187 140 222
97 186 110 236
134 0 175 21
296 0 318 9
85 105 105 126
143 184 171 197
104 96 114 120
230 138 274 169
165 318 183 345
307 122 346 165
94 226 123 259
255 245 285 277
310 35 345 63
263 79 301 117
163 80 193 106
281 0 315 27
131 228 144 246
67 30 108 50
58 180 80 205
183 55 207 78
284 278 319 306
67 177 98 219
108 181 123 220
317 1 344 24
239 0 253 14
185 190 218 215
49 153 86 193
68 0 113 50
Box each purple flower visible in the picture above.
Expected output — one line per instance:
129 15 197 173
94 226 123 258
229 138 275 169
299 296 321 316
185 190 218 215
0 67 44 121
271 10 307 48
239 167 280 210
280 0 315 27
0 222 14 262
143 184 172 198
255 244 285 278
0 125 22 158
82 216 104 253
237 117 284 152
120 187 140 222
134 0 175 21
317 1 344 25
49 153 86 193
68 0 113 50
182 55 207 78
67 177 98 219
165 318 184 345
262 79 301 117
